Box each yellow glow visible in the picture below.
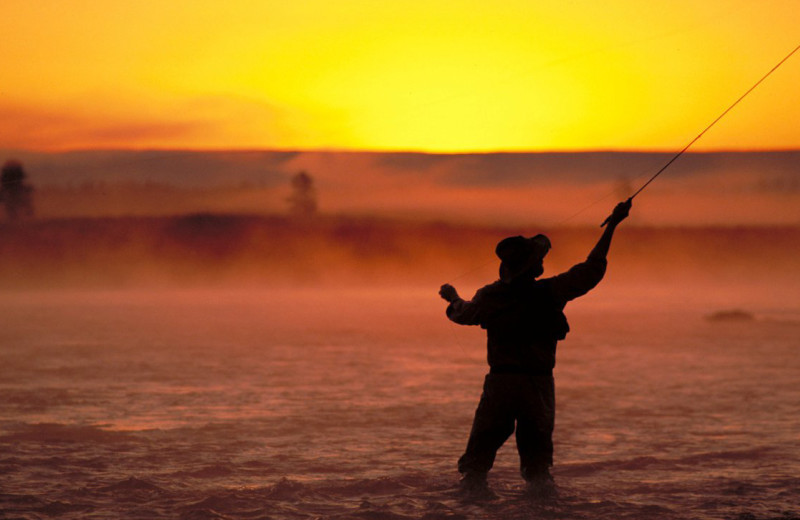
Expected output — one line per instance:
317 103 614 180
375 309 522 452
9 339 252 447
1 0 799 151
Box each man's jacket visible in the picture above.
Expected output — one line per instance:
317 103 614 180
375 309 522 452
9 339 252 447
446 255 607 373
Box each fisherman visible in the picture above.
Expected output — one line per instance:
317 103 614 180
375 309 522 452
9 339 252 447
439 199 632 495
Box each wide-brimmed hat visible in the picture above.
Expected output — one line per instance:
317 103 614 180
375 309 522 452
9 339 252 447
495 234 551 282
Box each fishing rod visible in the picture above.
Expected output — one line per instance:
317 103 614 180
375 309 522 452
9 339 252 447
446 43 800 282
601 41 800 227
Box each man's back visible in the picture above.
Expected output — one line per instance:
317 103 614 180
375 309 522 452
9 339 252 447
470 279 566 372
446 253 608 372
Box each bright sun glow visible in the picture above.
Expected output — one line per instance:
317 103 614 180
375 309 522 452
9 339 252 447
1 0 798 152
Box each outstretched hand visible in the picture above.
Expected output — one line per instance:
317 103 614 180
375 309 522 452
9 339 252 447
602 198 632 227
439 283 459 303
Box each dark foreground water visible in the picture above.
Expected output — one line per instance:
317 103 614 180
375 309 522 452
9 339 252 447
1 288 799 519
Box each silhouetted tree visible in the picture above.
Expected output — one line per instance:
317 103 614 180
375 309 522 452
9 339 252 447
0 160 35 222
287 171 317 217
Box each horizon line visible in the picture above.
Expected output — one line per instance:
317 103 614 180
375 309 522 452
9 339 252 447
4 146 800 156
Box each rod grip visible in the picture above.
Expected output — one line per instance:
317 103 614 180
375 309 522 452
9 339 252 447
600 197 633 227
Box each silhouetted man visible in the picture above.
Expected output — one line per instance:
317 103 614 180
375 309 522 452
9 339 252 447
439 200 631 495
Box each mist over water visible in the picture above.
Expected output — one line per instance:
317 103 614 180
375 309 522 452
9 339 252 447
1 270 799 519
1 215 798 292
1 207 798 519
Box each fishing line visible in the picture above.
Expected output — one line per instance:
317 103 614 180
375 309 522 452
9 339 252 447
445 41 800 283
598 41 800 226
561 40 800 227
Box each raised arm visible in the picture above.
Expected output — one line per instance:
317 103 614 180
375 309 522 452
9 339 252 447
549 199 632 302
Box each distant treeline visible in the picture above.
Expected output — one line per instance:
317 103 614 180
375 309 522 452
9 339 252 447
0 214 797 289
34 183 285 219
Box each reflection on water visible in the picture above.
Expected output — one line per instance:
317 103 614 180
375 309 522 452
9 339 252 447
1 288 799 519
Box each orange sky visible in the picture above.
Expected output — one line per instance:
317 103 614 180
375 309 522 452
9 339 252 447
1 1 799 152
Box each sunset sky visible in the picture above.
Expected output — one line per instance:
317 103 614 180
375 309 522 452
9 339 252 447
2 0 799 153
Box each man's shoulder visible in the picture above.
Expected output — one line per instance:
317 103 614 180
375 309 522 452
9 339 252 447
478 278 554 297
481 279 504 289
543 257 608 303
473 280 506 299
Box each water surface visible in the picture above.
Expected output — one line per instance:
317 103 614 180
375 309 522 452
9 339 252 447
1 288 798 519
